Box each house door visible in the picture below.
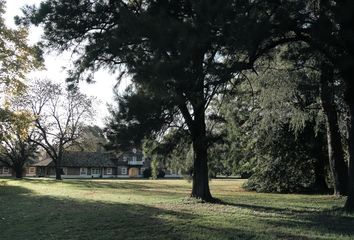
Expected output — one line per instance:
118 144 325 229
129 168 139 177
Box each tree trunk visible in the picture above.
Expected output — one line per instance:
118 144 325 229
191 137 213 201
320 63 348 196
15 166 23 179
344 82 354 212
55 165 62 180
54 148 64 180
54 155 62 180
190 108 214 202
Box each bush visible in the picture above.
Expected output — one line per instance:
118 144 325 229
143 168 152 178
157 169 165 178
244 125 327 193
244 156 316 193
143 168 165 178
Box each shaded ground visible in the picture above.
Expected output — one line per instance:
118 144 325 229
0 179 353 240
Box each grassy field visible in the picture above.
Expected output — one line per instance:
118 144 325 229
0 178 353 240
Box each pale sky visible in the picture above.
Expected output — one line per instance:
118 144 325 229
4 0 129 127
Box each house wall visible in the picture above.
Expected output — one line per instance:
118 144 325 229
117 166 128 175
25 166 37 177
0 166 12 177
102 167 117 177
44 167 118 178
49 167 56 176
67 167 80 175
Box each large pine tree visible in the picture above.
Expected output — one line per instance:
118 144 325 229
21 0 294 201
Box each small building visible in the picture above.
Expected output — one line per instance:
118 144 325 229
30 149 150 178
1 148 181 179
0 161 37 177
0 162 12 177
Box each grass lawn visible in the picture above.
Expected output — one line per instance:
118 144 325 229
0 178 353 240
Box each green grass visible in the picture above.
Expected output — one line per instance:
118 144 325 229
0 178 353 240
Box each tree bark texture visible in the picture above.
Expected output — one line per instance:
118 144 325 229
15 166 23 179
55 165 62 180
190 106 214 202
320 63 348 196
344 81 354 212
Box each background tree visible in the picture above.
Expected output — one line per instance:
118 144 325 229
0 110 39 178
0 0 42 178
270 0 354 211
142 130 194 178
283 43 348 195
0 0 42 99
206 49 332 193
25 79 94 180
68 125 107 152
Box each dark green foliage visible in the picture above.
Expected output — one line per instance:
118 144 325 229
142 166 164 179
142 168 152 178
142 130 193 177
105 88 176 151
203 49 332 192
245 125 327 193
157 169 165 178
206 85 256 178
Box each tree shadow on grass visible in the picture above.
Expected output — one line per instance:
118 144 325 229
0 185 262 240
2 182 353 240
220 201 354 238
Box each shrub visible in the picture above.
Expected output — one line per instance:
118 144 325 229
157 169 165 178
244 156 316 193
143 168 152 178
244 125 327 193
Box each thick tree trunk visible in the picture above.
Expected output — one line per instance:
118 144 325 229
15 166 23 179
344 83 354 212
55 165 62 180
190 108 214 202
320 63 348 196
54 148 64 180
55 157 62 180
191 137 213 201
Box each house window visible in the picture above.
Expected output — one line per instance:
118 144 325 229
132 156 137 162
91 168 100 175
123 156 127 162
3 167 9 174
80 168 87 175
133 148 137 153
29 167 35 174
106 168 112 175
121 167 127 175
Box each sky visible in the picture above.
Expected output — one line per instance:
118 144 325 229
4 0 129 127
